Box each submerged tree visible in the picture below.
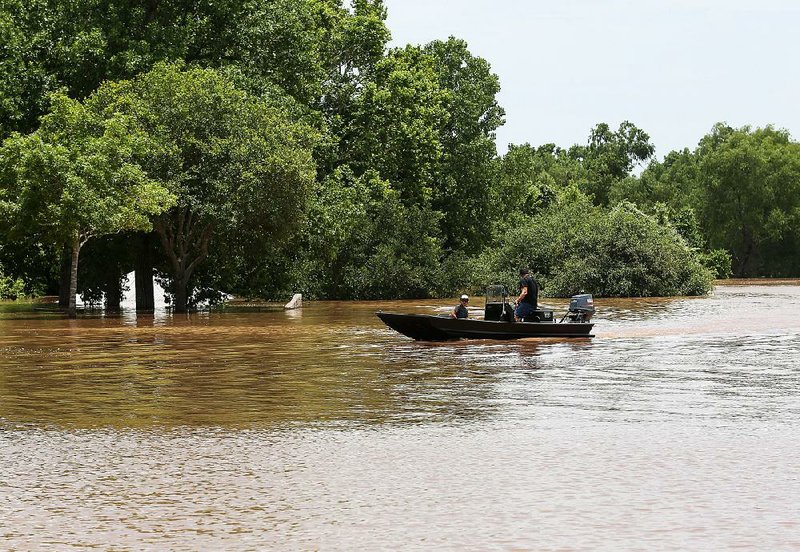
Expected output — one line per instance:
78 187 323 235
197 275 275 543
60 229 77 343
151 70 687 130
480 189 713 298
118 64 318 311
696 124 800 276
615 123 800 277
293 166 447 299
0 94 175 317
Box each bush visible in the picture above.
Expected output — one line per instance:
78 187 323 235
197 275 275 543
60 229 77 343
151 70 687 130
291 168 451 299
699 248 733 279
480 191 714 297
0 267 26 300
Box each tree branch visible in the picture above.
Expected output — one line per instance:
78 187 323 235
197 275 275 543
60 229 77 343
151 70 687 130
184 223 214 279
154 216 180 274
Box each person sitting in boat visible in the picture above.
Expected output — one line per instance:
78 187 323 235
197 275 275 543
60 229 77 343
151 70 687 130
450 294 470 319
514 268 540 322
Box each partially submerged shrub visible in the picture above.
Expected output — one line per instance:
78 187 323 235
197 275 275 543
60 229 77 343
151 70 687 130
291 168 449 300
698 248 733 279
480 191 714 297
0 267 26 300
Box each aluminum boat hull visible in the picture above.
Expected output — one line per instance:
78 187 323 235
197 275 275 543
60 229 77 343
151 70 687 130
377 312 594 341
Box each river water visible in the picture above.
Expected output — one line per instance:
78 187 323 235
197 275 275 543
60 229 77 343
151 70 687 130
1 283 799 550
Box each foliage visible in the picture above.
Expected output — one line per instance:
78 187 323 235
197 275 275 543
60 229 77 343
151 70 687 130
616 124 800 277
424 37 505 251
496 143 576 227
698 248 733 280
290 167 448 299
0 0 388 138
112 63 319 311
5 0 800 305
0 88 176 314
496 121 654 230
341 45 449 205
646 203 732 278
0 264 26 299
696 124 800 277
610 148 700 209
569 121 655 205
0 92 174 246
0 239 57 295
480 190 713 297
316 0 390 116
652 204 705 249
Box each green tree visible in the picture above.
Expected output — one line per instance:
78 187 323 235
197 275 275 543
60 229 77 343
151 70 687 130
0 263 25 299
0 93 175 317
287 166 448 299
424 37 505 250
611 124 800 277
0 237 58 296
311 0 393 179
0 0 386 138
116 63 318 311
316 0 390 113
341 45 449 204
649 202 732 278
610 148 701 209
697 124 800 276
570 121 655 205
497 143 583 226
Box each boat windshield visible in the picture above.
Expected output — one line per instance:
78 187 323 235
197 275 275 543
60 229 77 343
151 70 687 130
485 285 507 305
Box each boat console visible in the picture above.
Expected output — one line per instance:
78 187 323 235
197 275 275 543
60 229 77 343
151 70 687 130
483 285 555 322
484 285 515 321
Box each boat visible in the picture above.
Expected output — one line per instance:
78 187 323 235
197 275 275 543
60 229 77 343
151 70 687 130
377 285 595 341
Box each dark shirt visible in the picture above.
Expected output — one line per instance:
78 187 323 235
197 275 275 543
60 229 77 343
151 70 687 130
519 276 539 307
454 304 469 319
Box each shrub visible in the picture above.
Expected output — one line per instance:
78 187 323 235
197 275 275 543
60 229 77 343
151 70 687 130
0 267 26 300
480 191 714 297
292 168 449 299
699 248 733 279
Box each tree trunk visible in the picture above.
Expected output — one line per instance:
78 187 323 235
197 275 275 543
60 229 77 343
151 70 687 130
135 234 155 311
154 209 213 314
68 234 81 319
135 264 155 311
735 226 755 277
174 279 189 313
58 247 71 308
104 272 122 312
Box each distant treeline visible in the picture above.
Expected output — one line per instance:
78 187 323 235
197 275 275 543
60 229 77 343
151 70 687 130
1 1 798 313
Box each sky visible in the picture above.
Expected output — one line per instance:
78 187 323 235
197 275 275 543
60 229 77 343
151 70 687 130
383 0 800 160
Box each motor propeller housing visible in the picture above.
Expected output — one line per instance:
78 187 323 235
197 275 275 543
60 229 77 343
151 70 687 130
568 294 595 322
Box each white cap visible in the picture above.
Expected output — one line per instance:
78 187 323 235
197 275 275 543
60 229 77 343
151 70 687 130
460 294 469 301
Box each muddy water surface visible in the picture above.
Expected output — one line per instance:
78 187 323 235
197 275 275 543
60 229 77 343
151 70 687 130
1 284 799 549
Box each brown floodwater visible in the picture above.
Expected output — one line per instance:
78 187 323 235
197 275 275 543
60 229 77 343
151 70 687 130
2 284 799 549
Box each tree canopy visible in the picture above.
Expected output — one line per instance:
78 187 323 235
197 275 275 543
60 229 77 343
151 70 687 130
2 0 797 310
0 89 175 315
617 124 800 277
480 189 712 298
110 63 318 311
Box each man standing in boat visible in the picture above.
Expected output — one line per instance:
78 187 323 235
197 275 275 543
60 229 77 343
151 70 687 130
450 294 470 319
514 268 540 322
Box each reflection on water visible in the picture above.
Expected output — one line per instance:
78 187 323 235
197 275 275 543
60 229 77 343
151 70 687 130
1 284 800 549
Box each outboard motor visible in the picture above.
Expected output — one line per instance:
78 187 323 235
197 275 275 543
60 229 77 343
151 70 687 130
567 294 595 322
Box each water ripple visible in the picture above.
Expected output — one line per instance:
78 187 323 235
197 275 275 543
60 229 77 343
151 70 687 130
1 284 800 548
